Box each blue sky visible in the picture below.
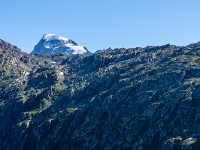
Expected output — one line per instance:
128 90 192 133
1 0 200 53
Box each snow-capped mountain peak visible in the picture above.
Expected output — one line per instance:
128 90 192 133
31 34 91 55
42 34 69 42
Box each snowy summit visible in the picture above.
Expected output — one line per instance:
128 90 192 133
31 34 91 55
42 34 69 41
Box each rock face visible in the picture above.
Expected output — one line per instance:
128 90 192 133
31 34 91 55
1 39 200 149
95 47 112 54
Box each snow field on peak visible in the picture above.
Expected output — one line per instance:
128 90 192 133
66 44 87 54
31 33 90 55
42 34 69 41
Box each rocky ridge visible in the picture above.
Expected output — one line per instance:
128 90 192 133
1 39 200 149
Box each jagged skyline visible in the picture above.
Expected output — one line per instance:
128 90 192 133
1 0 200 53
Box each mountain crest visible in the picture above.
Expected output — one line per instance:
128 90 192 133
42 34 70 42
31 34 90 55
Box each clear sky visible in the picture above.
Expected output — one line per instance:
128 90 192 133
1 0 200 53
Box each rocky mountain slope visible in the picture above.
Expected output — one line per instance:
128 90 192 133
1 39 200 149
31 34 91 55
95 47 112 54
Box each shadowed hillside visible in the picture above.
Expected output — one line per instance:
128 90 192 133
1 39 200 149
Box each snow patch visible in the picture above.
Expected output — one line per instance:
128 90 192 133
65 44 87 54
65 43 74 46
45 42 58 49
60 72 64 76
42 34 69 41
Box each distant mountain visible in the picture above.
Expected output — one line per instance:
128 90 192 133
31 34 91 55
95 47 112 54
